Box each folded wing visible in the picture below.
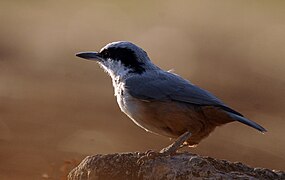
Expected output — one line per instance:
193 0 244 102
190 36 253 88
125 71 266 132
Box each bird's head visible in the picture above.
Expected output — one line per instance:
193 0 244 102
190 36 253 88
76 41 156 78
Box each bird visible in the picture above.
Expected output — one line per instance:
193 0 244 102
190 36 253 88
76 41 266 155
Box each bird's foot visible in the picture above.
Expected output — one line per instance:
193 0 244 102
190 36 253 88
137 131 192 165
137 150 163 165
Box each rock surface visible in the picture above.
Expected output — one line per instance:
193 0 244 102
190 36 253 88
68 152 284 180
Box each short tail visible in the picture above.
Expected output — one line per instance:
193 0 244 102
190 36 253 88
227 112 267 133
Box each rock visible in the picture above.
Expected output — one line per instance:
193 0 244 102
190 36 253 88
68 152 284 180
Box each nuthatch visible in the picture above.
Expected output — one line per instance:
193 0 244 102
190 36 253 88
76 41 266 155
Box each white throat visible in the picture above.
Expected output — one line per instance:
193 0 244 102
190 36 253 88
98 59 131 96
99 59 130 79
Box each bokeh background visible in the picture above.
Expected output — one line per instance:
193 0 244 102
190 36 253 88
1 1 285 179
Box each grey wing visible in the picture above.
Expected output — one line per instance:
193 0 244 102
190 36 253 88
125 71 243 116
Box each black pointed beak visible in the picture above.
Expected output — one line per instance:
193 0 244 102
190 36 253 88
75 52 102 61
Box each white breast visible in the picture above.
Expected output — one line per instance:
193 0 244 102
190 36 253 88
113 83 153 133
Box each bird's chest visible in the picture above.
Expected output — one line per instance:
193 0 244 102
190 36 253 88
112 82 153 132
116 93 159 133
113 82 140 124
115 87 138 120
116 91 190 137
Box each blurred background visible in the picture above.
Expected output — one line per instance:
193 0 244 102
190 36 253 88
0 0 285 179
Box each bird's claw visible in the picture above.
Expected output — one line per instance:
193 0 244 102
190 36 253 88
136 150 162 165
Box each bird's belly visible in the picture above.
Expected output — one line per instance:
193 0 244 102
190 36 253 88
119 96 218 140
117 97 170 136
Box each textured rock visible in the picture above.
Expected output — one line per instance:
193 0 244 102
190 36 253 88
68 152 284 180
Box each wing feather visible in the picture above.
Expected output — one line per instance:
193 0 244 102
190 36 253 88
125 71 243 116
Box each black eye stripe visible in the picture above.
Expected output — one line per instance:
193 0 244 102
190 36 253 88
100 49 110 58
100 47 145 74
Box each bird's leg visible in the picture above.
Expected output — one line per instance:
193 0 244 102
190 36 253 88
160 131 192 155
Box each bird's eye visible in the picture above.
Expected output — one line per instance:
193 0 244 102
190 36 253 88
101 50 110 58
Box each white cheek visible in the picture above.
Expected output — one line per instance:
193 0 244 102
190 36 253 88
98 59 129 78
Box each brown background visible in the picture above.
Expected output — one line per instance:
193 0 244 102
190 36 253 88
0 1 284 179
